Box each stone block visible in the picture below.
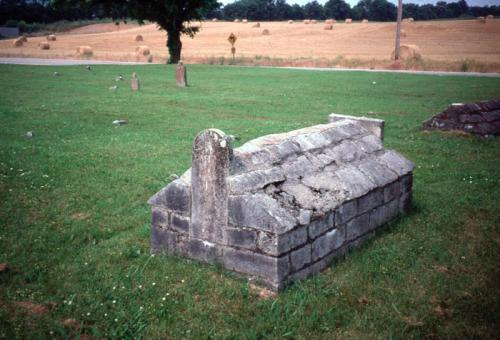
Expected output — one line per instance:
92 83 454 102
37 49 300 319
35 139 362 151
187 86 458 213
384 180 401 203
358 158 398 187
171 213 189 233
228 167 285 195
308 213 334 239
228 193 297 234
288 247 347 283
281 181 318 211
223 248 289 283
226 227 258 250
400 174 413 194
335 200 357 225
346 231 375 252
328 113 385 140
399 192 412 213
148 180 190 214
311 226 345 261
345 212 371 241
281 155 315 179
335 165 376 197
258 227 308 256
379 150 414 177
370 199 399 230
291 132 330 152
356 134 383 154
290 244 311 272
357 189 384 215
298 210 312 225
151 225 177 254
152 207 169 228
188 239 222 263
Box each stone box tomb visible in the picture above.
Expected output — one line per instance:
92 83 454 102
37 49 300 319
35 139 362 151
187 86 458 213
148 114 414 291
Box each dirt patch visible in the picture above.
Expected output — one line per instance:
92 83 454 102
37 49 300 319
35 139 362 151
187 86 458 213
71 212 90 220
14 301 49 316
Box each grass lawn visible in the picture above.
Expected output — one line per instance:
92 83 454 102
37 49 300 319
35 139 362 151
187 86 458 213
0 64 499 338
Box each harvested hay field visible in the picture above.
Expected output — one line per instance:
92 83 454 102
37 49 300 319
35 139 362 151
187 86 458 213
1 19 499 71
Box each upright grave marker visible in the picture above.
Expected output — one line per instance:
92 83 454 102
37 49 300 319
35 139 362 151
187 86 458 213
176 61 187 87
131 72 140 91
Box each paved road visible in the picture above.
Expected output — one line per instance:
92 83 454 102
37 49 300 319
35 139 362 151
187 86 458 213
1 57 499 77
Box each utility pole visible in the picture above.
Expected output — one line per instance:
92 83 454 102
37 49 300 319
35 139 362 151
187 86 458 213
394 0 403 61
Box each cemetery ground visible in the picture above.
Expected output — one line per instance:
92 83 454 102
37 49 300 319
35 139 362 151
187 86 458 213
0 63 499 338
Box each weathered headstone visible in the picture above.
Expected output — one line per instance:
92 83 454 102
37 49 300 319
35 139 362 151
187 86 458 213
131 72 140 91
190 129 231 244
176 61 187 87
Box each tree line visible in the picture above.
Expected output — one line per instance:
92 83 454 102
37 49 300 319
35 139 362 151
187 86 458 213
1 0 500 26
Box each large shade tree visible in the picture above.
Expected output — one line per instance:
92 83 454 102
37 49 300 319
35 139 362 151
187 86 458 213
57 0 218 63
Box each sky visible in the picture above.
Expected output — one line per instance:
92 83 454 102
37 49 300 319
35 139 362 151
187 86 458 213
219 0 500 7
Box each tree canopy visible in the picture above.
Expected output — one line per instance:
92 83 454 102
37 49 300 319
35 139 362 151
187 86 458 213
53 0 218 63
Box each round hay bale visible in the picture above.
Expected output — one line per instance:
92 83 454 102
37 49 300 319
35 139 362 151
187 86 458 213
325 19 334 24
212 18 218 22
288 20 293 24
408 17 414 22
323 24 333 30
400 29 407 38
303 19 310 24
76 46 93 56
486 15 494 20
147 54 153 63
234 19 241 23
135 45 150 56
20 35 28 43
477 16 486 23
311 19 317 24
391 44 421 61
362 19 369 23
252 22 260 28
46 34 56 41
39 42 50 50
13 38 24 47
262 29 270 36
345 18 352 24
135 34 143 42
242 19 248 23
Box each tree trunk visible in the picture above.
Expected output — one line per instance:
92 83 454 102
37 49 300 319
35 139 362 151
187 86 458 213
394 0 403 61
166 29 182 64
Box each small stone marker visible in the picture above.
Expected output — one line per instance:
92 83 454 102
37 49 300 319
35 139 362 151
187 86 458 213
112 120 128 125
191 129 231 243
131 72 140 91
176 61 187 87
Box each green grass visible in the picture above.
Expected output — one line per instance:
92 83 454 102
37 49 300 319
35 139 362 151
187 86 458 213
0 64 499 338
